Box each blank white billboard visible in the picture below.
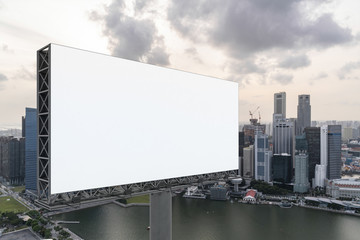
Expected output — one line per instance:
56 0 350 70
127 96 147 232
50 44 238 194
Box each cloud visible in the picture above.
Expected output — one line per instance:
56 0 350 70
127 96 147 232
167 0 353 58
313 72 328 80
1 44 14 54
0 73 8 91
338 61 360 80
90 0 170 66
13 66 35 81
272 73 293 85
0 73 7 82
278 55 311 69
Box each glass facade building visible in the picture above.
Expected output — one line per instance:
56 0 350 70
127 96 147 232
25 107 37 191
327 125 342 180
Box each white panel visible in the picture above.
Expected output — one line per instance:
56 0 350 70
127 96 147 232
50 44 238 194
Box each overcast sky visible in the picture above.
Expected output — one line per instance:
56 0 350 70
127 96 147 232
1 0 360 128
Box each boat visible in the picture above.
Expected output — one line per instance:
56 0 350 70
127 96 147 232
183 186 206 199
278 201 293 208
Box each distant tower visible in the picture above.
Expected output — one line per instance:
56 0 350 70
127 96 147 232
320 126 328 166
297 94 311 135
274 92 286 118
305 127 320 183
25 108 37 192
243 145 254 178
294 135 309 193
254 134 272 182
327 125 341 180
273 118 293 155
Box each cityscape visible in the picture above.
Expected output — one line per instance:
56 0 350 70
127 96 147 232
1 1 360 240
1 90 360 239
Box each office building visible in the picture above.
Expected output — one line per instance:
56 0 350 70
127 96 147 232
273 118 293 156
296 94 311 135
342 127 353 142
320 126 328 166
254 134 272 182
294 154 310 193
0 137 25 185
25 108 37 191
274 92 286 118
243 145 254 178
304 127 320 182
314 164 327 188
327 125 342 180
272 154 292 183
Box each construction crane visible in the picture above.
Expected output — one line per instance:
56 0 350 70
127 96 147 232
249 106 260 120
258 111 261 124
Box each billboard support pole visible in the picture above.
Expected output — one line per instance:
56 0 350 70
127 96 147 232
150 189 172 240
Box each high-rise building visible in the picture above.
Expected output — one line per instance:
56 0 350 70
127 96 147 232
272 153 292 183
25 108 37 191
0 137 25 185
294 135 309 193
320 126 328 166
294 154 309 193
296 94 311 135
314 164 327 188
304 127 320 182
327 125 341 180
273 118 293 156
274 92 286 118
243 145 254 178
342 127 353 142
254 134 272 182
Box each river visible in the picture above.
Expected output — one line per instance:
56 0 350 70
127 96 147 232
52 195 360 240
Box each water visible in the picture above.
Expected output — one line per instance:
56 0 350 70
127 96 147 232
53 196 360 240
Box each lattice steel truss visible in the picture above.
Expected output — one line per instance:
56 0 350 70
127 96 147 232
36 44 238 208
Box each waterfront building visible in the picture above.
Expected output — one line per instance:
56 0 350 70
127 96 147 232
296 94 311 135
304 127 320 183
274 92 286 118
24 107 37 191
294 154 310 193
243 189 257 202
243 145 254 178
272 154 292 183
326 178 360 199
254 134 272 183
210 184 229 201
328 125 342 180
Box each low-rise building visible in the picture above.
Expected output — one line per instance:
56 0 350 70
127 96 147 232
243 189 257 202
326 178 360 199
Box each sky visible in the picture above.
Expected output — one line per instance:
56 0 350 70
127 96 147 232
1 0 360 128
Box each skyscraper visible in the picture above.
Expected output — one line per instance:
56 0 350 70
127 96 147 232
0 137 25 185
254 134 272 182
272 153 292 183
274 92 286 118
25 108 37 191
304 127 320 182
273 118 293 155
243 145 254 178
327 125 342 180
294 134 309 193
294 154 309 193
296 94 311 135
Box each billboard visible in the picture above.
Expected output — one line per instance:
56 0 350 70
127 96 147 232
49 44 238 194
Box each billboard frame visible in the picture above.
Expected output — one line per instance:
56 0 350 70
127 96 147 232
36 44 238 207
